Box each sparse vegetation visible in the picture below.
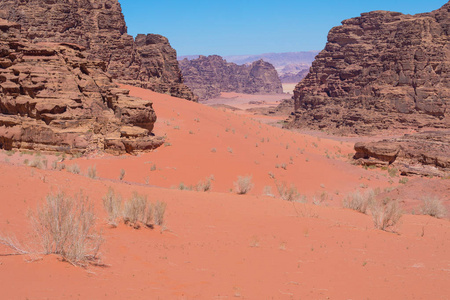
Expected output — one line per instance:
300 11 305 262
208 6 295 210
370 198 402 231
276 181 305 202
87 165 97 179
420 196 447 218
119 168 126 181
343 190 375 214
211 148 217 153
123 192 153 229
196 176 213 192
103 187 123 227
32 191 103 267
154 201 167 226
234 175 254 195
66 164 80 174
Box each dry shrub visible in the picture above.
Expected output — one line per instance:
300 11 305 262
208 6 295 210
123 192 149 228
154 201 167 226
122 192 166 228
234 175 254 195
343 189 375 214
87 165 97 179
369 198 402 231
276 181 305 202
67 164 80 174
420 196 447 219
102 187 122 227
32 191 103 267
119 169 125 181
196 176 213 192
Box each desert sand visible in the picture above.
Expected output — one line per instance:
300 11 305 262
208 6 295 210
0 86 449 299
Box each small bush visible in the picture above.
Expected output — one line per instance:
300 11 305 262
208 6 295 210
67 164 80 174
196 177 212 192
370 198 402 231
31 191 103 267
234 175 254 195
123 192 150 228
343 190 375 214
276 181 304 202
102 187 122 227
87 165 97 179
420 196 447 218
119 169 125 181
154 201 167 226
28 157 45 169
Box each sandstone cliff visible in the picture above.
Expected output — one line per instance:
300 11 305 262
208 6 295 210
354 131 450 177
290 3 450 134
0 0 196 101
0 19 163 154
179 55 283 100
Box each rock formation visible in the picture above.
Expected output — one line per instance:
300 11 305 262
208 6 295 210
354 131 450 177
0 19 163 154
179 55 283 100
290 3 450 134
0 0 196 101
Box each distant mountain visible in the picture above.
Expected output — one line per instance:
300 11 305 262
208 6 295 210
179 51 319 83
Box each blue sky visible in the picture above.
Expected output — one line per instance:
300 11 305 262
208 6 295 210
119 0 448 56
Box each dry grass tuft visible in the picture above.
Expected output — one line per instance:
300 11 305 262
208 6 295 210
370 198 402 231
121 192 166 229
276 181 305 202
102 187 122 227
31 191 103 267
66 164 80 174
343 189 375 214
87 165 97 179
196 176 213 192
234 175 254 195
420 196 447 219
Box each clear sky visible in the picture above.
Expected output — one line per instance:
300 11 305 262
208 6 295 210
119 0 448 56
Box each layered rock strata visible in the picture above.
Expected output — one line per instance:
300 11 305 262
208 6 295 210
179 55 283 100
0 19 163 154
354 131 450 177
0 0 196 101
290 3 450 134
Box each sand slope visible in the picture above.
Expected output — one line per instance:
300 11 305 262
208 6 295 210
0 86 449 299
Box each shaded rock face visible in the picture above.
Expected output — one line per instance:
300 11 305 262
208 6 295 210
291 3 450 134
354 131 450 177
179 55 283 100
0 0 196 101
0 19 163 154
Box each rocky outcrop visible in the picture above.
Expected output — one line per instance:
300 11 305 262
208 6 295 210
290 3 450 134
354 131 450 177
0 0 196 101
0 19 163 154
179 55 283 100
279 69 310 84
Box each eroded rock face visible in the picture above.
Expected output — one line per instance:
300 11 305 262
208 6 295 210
0 19 163 154
290 3 450 134
0 0 196 101
354 131 450 177
179 55 283 100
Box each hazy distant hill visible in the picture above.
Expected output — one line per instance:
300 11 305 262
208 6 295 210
178 51 320 83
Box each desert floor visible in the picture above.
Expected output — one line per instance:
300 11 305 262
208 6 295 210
0 86 449 299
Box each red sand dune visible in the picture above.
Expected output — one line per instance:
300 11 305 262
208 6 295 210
0 86 449 299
